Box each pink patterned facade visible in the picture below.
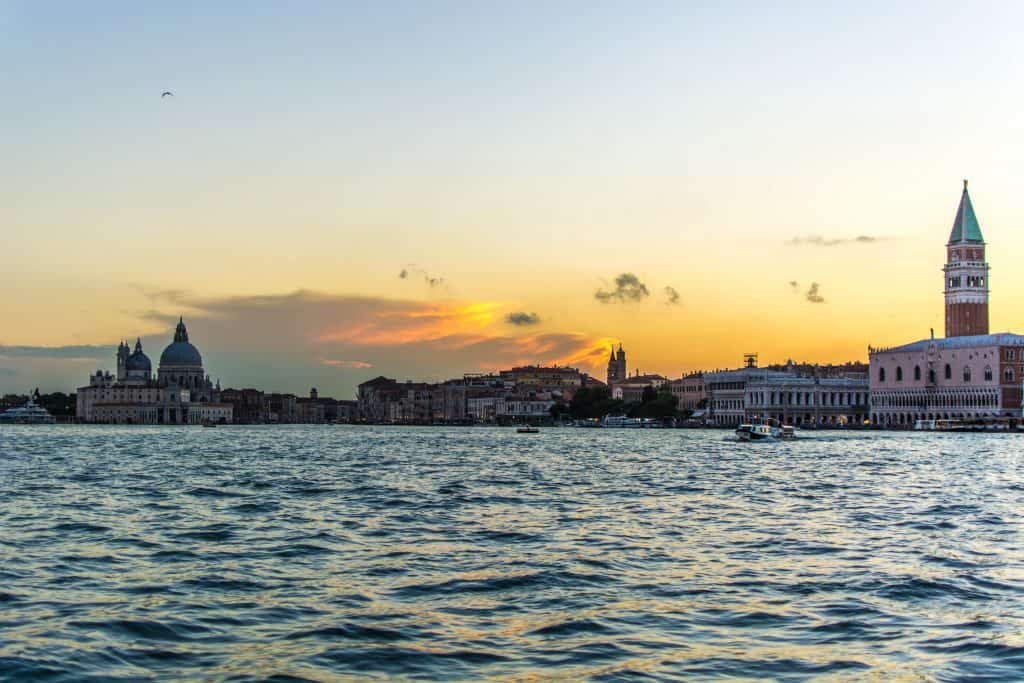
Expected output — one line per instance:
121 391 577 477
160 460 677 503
869 182 1024 426
869 336 1024 426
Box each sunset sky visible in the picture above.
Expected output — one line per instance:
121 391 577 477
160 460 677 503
4 1 1024 396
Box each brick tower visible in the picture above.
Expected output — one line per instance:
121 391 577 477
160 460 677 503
606 343 627 385
944 180 989 337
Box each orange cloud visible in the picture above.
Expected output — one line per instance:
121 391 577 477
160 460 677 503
318 302 501 346
108 290 613 396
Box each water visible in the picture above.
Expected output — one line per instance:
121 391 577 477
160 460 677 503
1 426 1023 681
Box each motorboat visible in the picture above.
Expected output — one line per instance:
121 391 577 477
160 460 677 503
736 418 794 441
0 397 56 424
516 425 540 433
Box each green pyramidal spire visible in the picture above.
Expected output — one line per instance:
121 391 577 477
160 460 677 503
948 179 984 243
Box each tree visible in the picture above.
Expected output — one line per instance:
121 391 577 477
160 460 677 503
569 386 624 419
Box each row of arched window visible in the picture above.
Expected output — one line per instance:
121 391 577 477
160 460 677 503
879 364 1014 383
872 391 999 409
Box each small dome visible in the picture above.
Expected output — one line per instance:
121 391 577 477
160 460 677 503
126 338 151 372
160 342 203 367
126 350 152 371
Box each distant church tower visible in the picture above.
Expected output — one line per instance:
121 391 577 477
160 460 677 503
607 343 627 385
116 340 130 381
944 180 990 337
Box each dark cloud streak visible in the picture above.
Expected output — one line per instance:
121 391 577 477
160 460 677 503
595 273 650 304
805 282 825 304
399 264 445 288
506 311 541 326
0 345 109 360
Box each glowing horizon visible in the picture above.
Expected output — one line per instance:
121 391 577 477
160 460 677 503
4 2 1024 396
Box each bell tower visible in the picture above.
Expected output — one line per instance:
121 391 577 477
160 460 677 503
944 180 989 338
116 340 129 381
606 343 627 385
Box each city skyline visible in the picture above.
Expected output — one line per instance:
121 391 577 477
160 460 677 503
5 2 1024 396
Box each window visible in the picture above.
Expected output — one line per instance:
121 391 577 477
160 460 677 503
928 369 936 384
879 367 886 382
964 367 972 382
896 367 903 382
945 364 952 380
914 366 921 381
984 366 993 382
1008 350 1016 361
1005 368 1015 383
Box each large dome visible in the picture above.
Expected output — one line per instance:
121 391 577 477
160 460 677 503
159 318 203 367
160 341 202 367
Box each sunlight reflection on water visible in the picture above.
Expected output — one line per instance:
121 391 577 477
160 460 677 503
0 425 1023 680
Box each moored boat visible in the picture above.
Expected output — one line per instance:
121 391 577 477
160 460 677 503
0 396 56 424
516 424 540 433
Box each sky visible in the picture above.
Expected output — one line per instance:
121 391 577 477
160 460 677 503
3 1 1024 397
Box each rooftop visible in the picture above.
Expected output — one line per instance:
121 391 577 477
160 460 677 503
870 333 1024 355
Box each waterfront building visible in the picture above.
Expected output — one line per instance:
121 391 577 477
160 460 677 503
607 344 627 385
357 371 564 425
705 355 869 427
499 365 585 390
221 388 266 424
705 365 790 426
264 393 298 423
333 400 358 423
76 319 231 424
869 182 1024 426
466 395 505 422
745 374 869 426
611 372 669 403
295 394 326 424
668 373 706 413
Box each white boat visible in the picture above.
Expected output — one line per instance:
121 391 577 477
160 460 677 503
602 415 643 428
0 397 56 424
516 425 539 434
736 418 794 441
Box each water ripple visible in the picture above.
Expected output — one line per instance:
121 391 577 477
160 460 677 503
1 425 1023 680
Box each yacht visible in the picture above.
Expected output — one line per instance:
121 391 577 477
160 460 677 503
602 415 643 428
0 397 56 424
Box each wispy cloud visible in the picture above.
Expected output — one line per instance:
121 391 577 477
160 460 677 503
789 235 883 247
805 282 825 304
320 359 373 369
789 280 799 290
595 273 650 304
506 311 541 326
664 286 680 305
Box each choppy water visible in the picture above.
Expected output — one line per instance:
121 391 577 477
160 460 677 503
1 426 1023 681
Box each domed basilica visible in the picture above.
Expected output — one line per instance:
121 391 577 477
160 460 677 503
76 318 231 424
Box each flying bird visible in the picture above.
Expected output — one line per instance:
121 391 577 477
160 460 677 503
161 91 174 98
